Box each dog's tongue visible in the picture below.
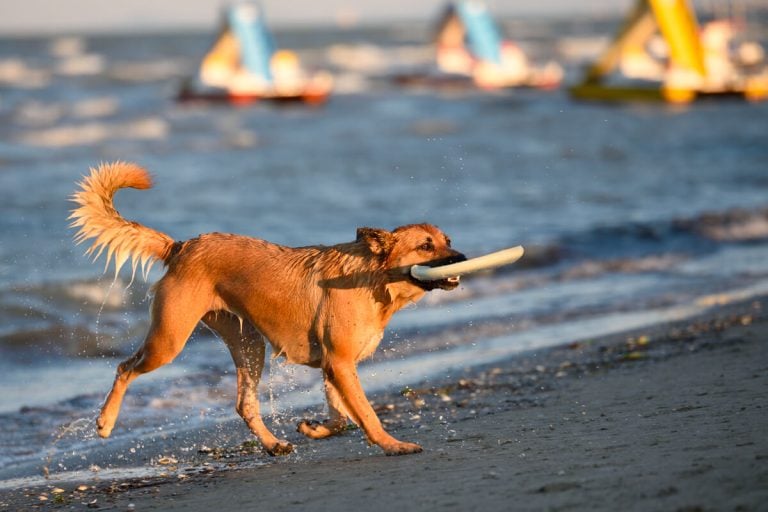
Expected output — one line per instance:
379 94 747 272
410 246 524 282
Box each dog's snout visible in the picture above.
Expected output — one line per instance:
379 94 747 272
447 251 466 265
430 250 465 268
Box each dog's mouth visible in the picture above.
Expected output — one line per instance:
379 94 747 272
441 275 461 289
409 253 465 291
410 274 460 291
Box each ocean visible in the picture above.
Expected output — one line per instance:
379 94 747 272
1 17 768 486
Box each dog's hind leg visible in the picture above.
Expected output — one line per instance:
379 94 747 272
202 312 293 456
297 377 349 439
97 278 208 438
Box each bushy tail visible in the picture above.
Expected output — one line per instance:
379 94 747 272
69 161 175 279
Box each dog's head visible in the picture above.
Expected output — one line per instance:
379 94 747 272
357 223 466 291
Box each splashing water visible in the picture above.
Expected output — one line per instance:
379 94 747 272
266 355 300 441
94 273 120 349
42 416 97 478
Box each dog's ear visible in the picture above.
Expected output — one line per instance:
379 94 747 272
356 227 394 256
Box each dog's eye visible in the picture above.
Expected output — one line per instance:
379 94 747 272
445 236 452 247
420 241 434 251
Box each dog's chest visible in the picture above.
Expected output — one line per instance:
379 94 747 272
355 330 384 362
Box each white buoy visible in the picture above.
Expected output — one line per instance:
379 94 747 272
410 245 524 281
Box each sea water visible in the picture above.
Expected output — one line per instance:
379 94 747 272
1 17 768 484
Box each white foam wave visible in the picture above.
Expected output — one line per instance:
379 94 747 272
55 54 105 76
0 58 51 88
16 117 168 147
48 36 86 58
108 58 190 82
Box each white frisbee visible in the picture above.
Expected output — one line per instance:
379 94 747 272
410 245 525 281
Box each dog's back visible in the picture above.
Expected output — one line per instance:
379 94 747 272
162 231 394 366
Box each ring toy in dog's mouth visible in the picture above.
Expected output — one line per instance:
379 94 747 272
410 246 525 282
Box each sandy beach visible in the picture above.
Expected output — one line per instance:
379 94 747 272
3 297 766 511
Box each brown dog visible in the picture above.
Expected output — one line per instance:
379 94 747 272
70 162 465 456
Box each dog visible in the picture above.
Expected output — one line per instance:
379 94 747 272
70 162 466 456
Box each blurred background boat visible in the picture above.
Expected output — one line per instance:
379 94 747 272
394 1 563 91
571 0 768 103
178 2 333 105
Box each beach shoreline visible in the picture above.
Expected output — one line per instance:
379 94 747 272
2 296 766 511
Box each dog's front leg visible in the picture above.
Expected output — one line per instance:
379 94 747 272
323 357 422 455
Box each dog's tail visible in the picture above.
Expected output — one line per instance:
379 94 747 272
69 161 176 279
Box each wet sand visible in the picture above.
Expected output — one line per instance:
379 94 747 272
2 299 767 511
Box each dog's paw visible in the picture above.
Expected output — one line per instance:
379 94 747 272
95 417 113 438
265 440 294 456
297 419 346 439
297 420 321 437
382 441 423 456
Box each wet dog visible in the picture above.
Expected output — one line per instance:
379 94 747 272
70 162 465 455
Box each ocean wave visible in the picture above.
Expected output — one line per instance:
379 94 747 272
418 205 768 312
536 206 768 267
0 277 150 357
675 208 768 242
0 58 51 88
0 323 144 358
107 58 191 83
15 117 168 147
